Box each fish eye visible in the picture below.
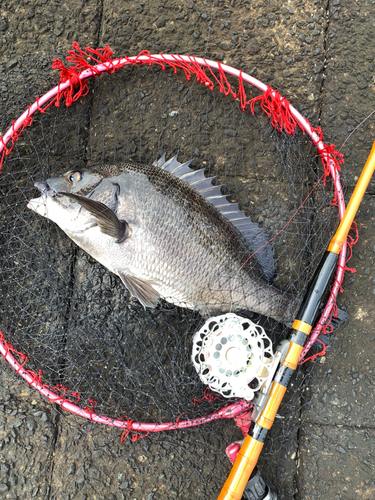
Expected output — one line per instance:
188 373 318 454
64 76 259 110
67 171 82 184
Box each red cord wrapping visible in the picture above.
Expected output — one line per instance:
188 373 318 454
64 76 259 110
233 409 252 436
312 126 345 195
120 416 150 442
0 43 344 176
301 221 358 364
50 44 306 136
0 330 82 403
0 113 33 173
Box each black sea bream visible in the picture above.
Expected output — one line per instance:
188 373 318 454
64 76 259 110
27 155 299 322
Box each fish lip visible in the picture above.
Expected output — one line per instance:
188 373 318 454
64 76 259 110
34 181 57 197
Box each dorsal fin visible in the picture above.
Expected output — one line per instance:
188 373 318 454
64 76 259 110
153 154 276 282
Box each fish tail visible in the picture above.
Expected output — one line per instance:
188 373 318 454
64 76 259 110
242 282 301 324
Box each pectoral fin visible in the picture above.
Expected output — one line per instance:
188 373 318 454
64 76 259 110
60 192 129 243
117 271 160 308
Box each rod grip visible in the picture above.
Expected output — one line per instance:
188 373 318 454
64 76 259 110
217 435 264 500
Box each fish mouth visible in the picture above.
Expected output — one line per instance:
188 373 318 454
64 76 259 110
33 181 58 197
27 181 59 214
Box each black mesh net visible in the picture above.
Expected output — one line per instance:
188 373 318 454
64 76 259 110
0 60 338 497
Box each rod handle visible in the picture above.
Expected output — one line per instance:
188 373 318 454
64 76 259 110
217 435 263 500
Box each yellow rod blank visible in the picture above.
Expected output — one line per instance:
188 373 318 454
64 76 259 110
291 319 312 335
256 382 287 430
281 342 304 371
328 141 375 254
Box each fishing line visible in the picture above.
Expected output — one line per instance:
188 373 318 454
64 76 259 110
339 107 375 152
238 171 326 273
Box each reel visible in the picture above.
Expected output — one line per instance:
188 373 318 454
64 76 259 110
192 313 275 401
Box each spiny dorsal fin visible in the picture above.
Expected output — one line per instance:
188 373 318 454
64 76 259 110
153 154 276 282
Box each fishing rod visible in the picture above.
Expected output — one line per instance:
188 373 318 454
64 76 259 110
218 141 375 500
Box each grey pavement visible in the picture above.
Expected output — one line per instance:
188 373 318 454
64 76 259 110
1 1 375 499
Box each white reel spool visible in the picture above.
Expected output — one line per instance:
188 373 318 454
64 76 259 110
192 313 274 401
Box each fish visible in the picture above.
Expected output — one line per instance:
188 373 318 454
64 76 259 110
27 154 300 323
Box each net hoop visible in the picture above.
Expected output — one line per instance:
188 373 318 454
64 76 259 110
0 48 349 435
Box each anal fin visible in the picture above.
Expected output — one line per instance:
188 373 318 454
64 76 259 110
117 271 160 308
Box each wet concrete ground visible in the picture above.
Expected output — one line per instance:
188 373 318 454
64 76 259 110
1 0 375 499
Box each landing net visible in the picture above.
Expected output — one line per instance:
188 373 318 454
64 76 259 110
0 45 351 497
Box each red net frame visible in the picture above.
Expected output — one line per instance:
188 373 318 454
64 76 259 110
0 44 352 438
